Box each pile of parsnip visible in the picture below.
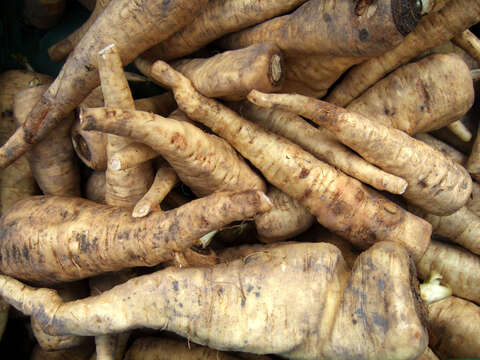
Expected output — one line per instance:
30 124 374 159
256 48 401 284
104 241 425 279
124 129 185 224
1 0 480 359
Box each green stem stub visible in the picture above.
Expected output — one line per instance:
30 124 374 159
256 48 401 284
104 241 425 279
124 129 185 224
420 271 452 305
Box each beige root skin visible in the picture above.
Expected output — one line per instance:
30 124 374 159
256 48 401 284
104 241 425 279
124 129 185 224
326 0 480 107
231 101 408 195
144 0 307 61
0 0 208 169
416 240 480 304
98 44 154 208
80 108 266 197
280 54 362 98
0 242 427 360
416 348 439 360
150 61 431 261
124 337 239 360
248 90 472 216
428 296 480 359
14 85 80 196
109 143 158 171
132 167 178 218
452 29 480 63
0 190 271 283
48 0 111 62
346 53 474 135
423 40 480 69
172 43 283 101
219 0 420 57
410 205 480 255
86 171 105 204
447 119 472 142
254 186 314 243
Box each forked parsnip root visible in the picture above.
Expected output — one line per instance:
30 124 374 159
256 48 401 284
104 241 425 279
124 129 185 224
0 190 272 283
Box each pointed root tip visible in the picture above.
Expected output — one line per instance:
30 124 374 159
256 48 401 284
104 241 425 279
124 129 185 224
246 90 272 109
48 38 73 62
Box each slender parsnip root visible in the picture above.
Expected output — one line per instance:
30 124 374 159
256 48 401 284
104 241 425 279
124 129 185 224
80 107 266 197
447 119 472 142
171 43 283 101
416 240 480 304
326 0 480 107
231 101 408 194
248 90 472 216
0 190 271 283
254 186 314 243
428 296 480 359
132 167 178 218
452 29 480 63
0 0 208 168
48 0 111 62
109 143 158 171
124 337 240 360
144 0 307 61
14 85 80 196
0 241 428 360
150 61 431 261
346 54 474 135
98 44 153 208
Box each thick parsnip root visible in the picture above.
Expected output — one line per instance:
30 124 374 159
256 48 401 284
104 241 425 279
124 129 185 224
86 171 105 204
416 240 480 304
144 0 307 61
171 43 283 101
452 29 480 63
326 0 480 107
48 0 111 62
248 90 472 216
427 296 480 359
14 85 80 196
254 186 314 243
150 61 431 261
220 0 421 57
132 167 178 218
124 337 239 360
0 242 428 360
0 0 208 168
80 108 266 197
346 54 474 135
0 190 271 283
409 205 480 255
109 143 158 171
98 44 153 208
232 101 408 194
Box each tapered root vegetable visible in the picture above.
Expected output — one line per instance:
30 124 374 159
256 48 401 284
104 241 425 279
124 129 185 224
0 0 209 168
23 0 66 30
466 121 480 181
109 143 158 171
452 29 480 63
99 43 154 208
248 90 472 216
0 189 271 283
416 240 480 304
346 53 474 135
447 119 472 142
0 241 428 360
48 0 111 62
427 296 480 359
326 0 480 107
410 205 480 255
170 43 283 101
80 108 266 197
14 85 80 196
85 170 105 204
150 61 431 260
254 186 314 243
124 337 240 360
220 0 421 57
132 167 178 218
232 101 408 194
143 0 307 61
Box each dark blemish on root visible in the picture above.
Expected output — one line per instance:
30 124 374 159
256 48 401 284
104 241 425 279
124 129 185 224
299 168 310 179
323 13 331 22
377 279 385 291
255 292 260 298
84 65 93 72
241 298 246 307
372 312 388 332
247 285 254 293
359 29 369 42
172 281 179 291
417 179 427 188
352 319 357 325
22 244 30 261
